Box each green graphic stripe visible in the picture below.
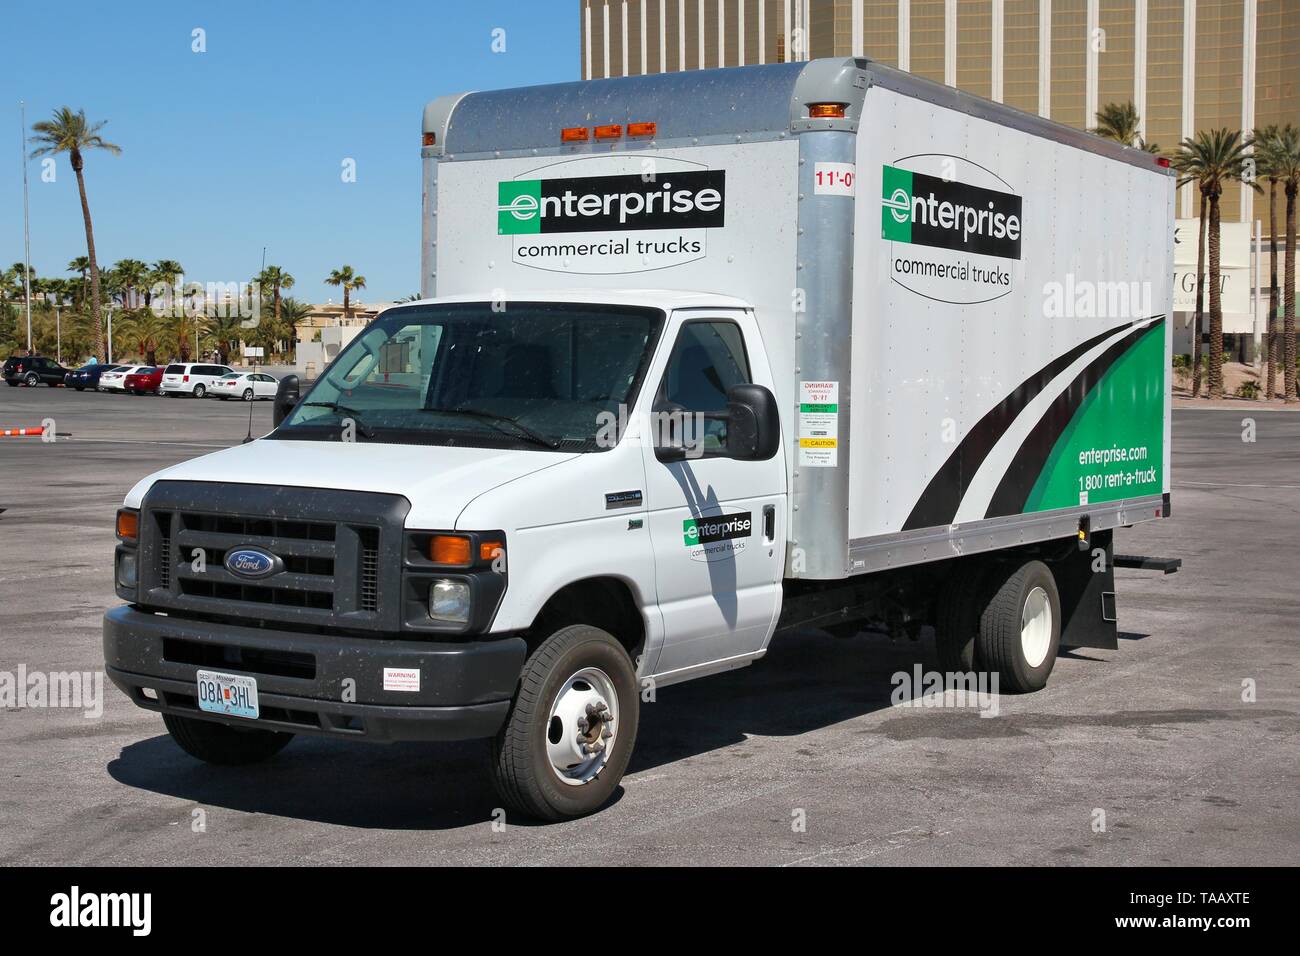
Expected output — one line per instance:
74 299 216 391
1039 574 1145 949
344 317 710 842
1023 324 1165 513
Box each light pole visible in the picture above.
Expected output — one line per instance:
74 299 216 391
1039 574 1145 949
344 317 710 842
19 100 33 352
107 306 114 364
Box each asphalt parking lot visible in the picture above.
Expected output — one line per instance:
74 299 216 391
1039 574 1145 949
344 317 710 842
1 385 1297 865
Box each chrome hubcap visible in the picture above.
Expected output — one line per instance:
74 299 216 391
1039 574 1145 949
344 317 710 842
546 667 618 786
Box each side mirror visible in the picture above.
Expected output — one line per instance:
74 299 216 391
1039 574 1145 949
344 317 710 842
724 384 780 461
272 374 300 427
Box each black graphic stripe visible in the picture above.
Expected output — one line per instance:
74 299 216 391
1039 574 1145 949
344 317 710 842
983 317 1164 519
902 318 1149 531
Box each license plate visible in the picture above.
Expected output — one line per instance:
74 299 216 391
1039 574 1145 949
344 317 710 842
196 670 259 719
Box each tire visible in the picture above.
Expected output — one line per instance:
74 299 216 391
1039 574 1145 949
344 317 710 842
192 384 206 398
24 373 38 387
162 713 293 765
490 625 640 821
75 386 84 392
6 381 18 387
933 561 987 673
975 559 1062 694
241 388 254 402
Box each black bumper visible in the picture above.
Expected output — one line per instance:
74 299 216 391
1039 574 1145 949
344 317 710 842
103 604 526 742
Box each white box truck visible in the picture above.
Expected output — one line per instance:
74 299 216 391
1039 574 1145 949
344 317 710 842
105 58 1176 820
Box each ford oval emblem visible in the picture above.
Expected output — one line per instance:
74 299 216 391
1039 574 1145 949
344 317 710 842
224 548 282 579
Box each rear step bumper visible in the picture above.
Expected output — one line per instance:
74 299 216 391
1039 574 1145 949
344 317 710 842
1114 554 1182 574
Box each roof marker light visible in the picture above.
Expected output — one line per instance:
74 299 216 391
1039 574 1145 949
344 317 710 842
627 121 657 137
561 126 589 143
594 124 623 140
808 102 848 119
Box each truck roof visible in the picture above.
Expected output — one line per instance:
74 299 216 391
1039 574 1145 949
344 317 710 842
423 57 1170 175
390 290 751 313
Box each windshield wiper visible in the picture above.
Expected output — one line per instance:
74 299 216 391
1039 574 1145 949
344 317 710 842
298 401 376 438
423 405 561 449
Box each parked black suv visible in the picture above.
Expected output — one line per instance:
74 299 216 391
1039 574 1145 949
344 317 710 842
3 355 72 387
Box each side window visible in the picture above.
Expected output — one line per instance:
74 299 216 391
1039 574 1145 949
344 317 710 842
659 321 750 452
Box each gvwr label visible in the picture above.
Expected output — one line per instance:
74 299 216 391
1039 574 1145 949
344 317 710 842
499 171 725 235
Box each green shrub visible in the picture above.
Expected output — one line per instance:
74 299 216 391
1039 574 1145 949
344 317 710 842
1236 380 1261 400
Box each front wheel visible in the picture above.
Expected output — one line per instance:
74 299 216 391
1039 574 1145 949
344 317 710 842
162 713 293 765
490 625 640 821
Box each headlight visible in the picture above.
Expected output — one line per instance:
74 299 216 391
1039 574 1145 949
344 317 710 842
428 579 471 623
117 551 138 589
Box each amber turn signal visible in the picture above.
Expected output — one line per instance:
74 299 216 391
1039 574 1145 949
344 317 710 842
429 534 472 566
116 509 139 542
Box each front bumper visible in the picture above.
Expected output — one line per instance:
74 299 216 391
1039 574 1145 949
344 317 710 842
103 604 526 742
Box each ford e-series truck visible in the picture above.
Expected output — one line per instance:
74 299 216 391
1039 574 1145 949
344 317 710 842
105 58 1175 820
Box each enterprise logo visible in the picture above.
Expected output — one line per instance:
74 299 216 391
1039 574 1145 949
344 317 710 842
881 162 1023 260
498 171 725 235
682 511 752 546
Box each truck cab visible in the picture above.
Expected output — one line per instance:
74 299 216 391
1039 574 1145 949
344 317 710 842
106 291 787 819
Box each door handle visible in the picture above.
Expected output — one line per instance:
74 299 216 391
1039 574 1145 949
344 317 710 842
763 504 775 543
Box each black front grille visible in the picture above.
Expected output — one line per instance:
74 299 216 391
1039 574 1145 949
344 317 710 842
138 482 409 633
359 528 379 612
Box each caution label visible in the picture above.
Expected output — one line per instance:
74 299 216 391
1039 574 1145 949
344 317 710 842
798 380 839 467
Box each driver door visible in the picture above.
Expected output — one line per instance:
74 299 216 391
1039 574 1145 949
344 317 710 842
640 310 785 679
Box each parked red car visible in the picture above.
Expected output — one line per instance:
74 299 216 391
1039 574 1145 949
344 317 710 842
123 366 163 395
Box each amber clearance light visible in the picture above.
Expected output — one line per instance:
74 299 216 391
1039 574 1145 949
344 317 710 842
808 102 848 119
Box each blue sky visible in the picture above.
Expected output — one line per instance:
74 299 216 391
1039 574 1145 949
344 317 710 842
0 0 578 304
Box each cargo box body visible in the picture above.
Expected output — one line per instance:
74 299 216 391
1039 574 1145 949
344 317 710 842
422 58 1174 581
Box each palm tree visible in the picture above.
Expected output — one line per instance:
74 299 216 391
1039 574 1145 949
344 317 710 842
1174 129 1254 399
1093 101 1161 153
1251 127 1283 398
1274 125 1300 402
325 265 366 319
119 309 171 365
205 313 245 365
29 108 121 361
149 259 184 311
67 255 90 309
111 259 150 311
253 265 295 343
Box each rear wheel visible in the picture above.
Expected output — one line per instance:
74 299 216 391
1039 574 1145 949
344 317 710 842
242 388 254 401
975 560 1061 693
490 625 639 821
192 384 206 398
162 713 293 765
24 372 38 387
75 386 85 392
933 561 987 673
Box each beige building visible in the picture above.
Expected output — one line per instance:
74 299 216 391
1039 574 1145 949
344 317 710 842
580 0 1299 229
294 301 399 379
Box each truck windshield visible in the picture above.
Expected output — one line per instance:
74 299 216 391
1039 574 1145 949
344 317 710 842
276 302 664 451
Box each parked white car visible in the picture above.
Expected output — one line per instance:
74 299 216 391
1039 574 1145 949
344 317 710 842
209 372 279 401
160 362 235 398
98 365 146 392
